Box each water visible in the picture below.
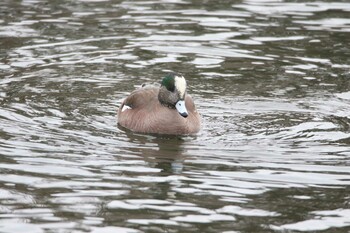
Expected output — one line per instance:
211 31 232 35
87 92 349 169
1 0 350 232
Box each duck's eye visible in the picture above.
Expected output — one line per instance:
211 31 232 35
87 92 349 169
166 85 175 92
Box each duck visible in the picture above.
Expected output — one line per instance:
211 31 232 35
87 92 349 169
117 73 201 135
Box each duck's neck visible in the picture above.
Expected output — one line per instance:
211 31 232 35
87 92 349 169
158 87 176 109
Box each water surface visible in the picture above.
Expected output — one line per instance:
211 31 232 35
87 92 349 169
0 0 350 232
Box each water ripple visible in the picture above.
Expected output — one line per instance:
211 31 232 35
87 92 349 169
0 0 349 232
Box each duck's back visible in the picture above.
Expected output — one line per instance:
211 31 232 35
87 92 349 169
117 86 200 135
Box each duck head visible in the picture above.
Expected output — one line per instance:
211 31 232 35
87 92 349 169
158 73 189 118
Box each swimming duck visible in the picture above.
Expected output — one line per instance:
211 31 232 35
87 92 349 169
117 73 201 135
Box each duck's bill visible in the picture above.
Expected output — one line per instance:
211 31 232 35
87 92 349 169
175 100 188 118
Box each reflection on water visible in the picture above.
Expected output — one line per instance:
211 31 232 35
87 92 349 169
1 0 350 232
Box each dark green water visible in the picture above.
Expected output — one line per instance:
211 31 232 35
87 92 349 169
0 0 350 232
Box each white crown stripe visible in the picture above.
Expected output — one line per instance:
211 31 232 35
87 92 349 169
174 75 187 98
